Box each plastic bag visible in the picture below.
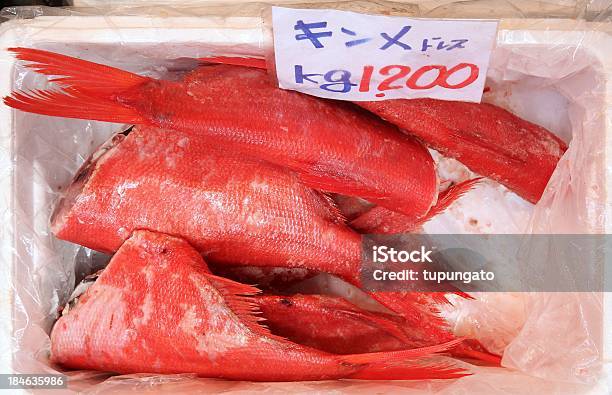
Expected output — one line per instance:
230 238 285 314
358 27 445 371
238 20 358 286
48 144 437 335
0 2 610 393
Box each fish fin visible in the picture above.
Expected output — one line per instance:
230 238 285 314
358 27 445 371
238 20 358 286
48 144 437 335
305 295 412 344
341 309 414 345
199 56 268 70
322 299 413 345
204 273 287 342
348 361 469 380
430 291 473 303
419 177 482 225
338 338 464 366
349 178 481 234
370 292 451 331
5 48 150 123
4 88 145 124
299 171 388 201
313 191 347 224
452 340 502 365
9 47 149 95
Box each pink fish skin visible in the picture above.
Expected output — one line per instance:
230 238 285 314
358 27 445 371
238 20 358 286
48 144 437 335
51 230 466 381
5 47 439 226
357 99 567 203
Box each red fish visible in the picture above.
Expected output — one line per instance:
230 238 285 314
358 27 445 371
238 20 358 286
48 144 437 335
5 47 441 226
199 56 566 204
257 294 432 354
50 125 484 359
51 230 466 381
257 294 501 365
350 178 482 234
51 125 361 280
357 99 567 203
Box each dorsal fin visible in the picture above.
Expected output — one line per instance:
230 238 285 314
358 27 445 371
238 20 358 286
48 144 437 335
204 273 288 342
313 190 347 224
420 177 482 223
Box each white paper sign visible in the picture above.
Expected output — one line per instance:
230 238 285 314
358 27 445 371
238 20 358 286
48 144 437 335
272 7 498 102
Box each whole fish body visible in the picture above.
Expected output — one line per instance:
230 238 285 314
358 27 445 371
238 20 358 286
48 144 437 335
51 229 465 381
51 125 361 281
5 48 439 226
50 125 437 290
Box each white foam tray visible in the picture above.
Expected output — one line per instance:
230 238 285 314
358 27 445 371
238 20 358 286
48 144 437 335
0 13 610 394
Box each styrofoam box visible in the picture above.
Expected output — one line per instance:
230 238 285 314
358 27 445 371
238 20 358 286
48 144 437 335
0 13 611 394
66 0 592 19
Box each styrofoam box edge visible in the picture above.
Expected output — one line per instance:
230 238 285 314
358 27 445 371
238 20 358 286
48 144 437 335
0 15 610 389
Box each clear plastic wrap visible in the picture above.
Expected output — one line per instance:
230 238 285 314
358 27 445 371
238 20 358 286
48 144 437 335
0 2 610 393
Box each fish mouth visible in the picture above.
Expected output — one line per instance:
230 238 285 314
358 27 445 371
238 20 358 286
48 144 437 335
50 126 134 234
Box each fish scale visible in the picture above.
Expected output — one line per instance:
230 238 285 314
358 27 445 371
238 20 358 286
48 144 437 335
357 99 567 203
52 125 360 279
137 65 438 222
195 55 566 206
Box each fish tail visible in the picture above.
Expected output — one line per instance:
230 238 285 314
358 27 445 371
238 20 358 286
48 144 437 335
367 291 453 334
429 291 473 304
369 292 502 366
338 338 469 380
419 177 482 224
4 47 148 123
348 361 469 380
4 88 145 124
452 340 502 365
9 48 148 95
338 338 463 365
349 177 482 234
